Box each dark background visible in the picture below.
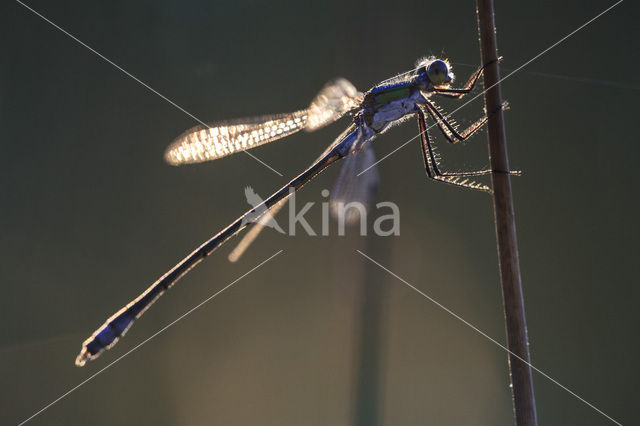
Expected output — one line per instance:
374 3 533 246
2 1 638 425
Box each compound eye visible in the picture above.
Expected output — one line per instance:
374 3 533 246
427 60 450 85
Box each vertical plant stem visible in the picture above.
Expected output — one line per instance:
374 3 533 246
352 188 386 426
476 1 538 425
353 232 388 426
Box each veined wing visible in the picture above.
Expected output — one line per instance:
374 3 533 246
330 143 379 225
228 124 365 262
305 78 362 131
164 79 362 166
165 111 308 165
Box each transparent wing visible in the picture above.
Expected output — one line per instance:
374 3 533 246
164 79 362 166
330 144 380 225
228 198 287 262
165 110 308 165
228 124 363 262
305 78 363 131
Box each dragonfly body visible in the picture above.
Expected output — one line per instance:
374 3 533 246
76 57 509 366
337 78 437 155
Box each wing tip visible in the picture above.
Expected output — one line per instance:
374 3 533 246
163 147 183 166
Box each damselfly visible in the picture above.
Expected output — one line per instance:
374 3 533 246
76 57 513 366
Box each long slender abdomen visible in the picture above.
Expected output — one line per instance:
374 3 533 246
74 257 197 366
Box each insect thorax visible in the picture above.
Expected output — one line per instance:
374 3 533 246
361 81 422 132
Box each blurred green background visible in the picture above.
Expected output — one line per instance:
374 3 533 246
2 0 638 425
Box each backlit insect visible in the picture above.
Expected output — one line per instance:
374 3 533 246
76 57 512 366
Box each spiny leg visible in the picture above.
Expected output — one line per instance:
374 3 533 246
416 110 492 193
433 57 500 99
424 100 489 144
418 109 492 177
417 110 435 179
423 102 521 178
